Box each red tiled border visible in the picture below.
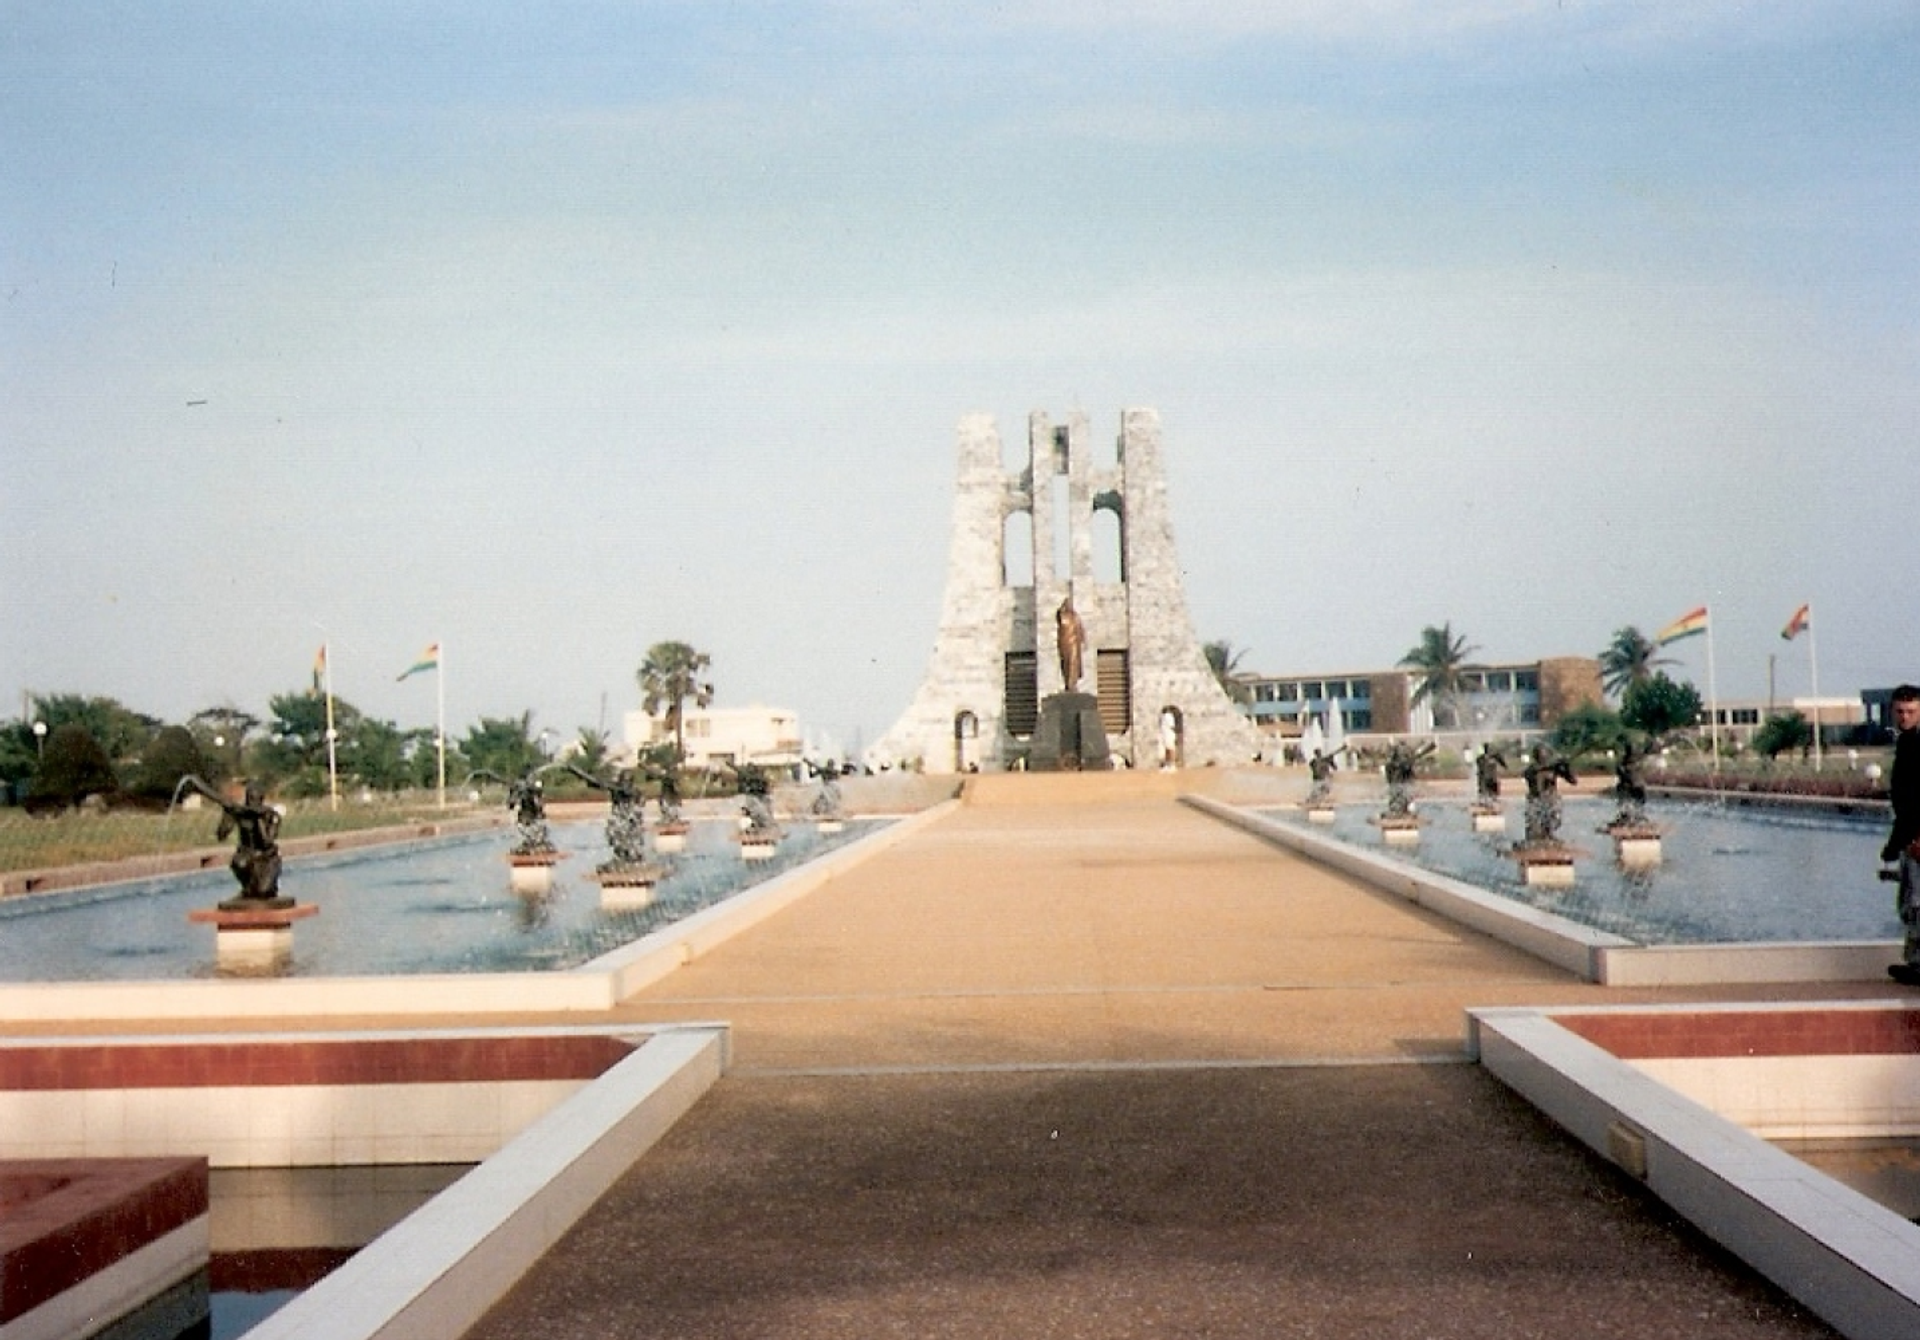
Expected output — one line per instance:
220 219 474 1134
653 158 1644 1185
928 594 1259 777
0 1035 637 1092
0 1157 207 1323
1557 1008 1920 1060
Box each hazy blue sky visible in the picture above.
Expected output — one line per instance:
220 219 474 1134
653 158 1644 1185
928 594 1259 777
4 1 1915 755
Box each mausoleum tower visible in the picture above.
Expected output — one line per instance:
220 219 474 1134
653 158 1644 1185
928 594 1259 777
876 409 1260 773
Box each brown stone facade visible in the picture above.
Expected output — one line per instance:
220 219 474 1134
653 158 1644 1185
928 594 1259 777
1367 673 1412 734
1537 656 1603 726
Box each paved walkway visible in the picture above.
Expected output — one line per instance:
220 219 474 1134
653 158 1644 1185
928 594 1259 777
461 773 1846 1339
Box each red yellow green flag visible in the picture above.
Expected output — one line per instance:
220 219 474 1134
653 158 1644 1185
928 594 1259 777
1655 606 1708 646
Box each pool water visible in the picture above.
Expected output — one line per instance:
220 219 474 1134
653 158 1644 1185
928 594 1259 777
0 819 879 982
1269 796 1899 946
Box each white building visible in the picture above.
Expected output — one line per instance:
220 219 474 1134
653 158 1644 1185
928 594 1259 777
621 704 804 771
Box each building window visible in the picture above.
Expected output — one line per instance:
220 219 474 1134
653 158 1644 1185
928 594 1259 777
1350 679 1371 701
1302 681 1324 700
1486 671 1512 693
1277 684 1299 702
1349 710 1372 731
1515 670 1538 692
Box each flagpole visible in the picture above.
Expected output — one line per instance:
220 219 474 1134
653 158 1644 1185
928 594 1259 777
436 640 447 810
323 641 340 811
1807 603 1823 771
1705 605 1720 769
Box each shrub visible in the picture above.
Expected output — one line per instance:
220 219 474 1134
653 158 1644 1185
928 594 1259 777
27 724 120 811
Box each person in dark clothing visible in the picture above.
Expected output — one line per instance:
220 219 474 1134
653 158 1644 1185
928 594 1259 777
1884 686 1920 984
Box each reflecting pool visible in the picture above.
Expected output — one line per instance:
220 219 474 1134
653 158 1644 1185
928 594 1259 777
1267 796 1897 946
0 819 880 982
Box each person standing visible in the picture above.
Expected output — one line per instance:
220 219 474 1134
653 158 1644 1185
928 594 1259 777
1883 685 1920 984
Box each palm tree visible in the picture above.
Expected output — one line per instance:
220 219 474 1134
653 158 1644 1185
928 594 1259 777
636 641 714 764
1597 626 1673 699
1398 623 1477 729
1203 639 1251 704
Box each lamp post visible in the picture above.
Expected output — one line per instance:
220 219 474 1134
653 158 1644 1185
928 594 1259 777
31 720 46 760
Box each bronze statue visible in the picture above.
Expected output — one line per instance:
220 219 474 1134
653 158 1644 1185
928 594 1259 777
1523 744 1577 844
1055 596 1086 691
568 764 646 868
1382 740 1435 817
471 768 556 855
186 777 285 904
1610 740 1650 827
1474 746 1507 802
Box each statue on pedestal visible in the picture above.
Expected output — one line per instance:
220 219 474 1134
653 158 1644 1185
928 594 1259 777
569 764 647 869
1056 597 1086 692
1522 744 1578 844
186 777 286 906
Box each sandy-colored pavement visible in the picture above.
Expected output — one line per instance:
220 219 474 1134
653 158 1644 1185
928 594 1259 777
460 775 1846 1338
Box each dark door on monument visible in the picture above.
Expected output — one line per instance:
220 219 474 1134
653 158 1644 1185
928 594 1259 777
1096 650 1130 739
1003 653 1038 736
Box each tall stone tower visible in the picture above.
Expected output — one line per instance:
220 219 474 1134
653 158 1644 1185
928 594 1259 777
876 409 1261 773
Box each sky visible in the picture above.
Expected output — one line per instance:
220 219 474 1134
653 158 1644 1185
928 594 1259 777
3 1 1916 757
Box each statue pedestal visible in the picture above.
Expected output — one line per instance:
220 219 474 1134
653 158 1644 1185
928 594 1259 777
595 864 665 911
1374 815 1421 847
738 834 778 862
1513 843 1577 887
816 818 845 835
654 823 689 855
1027 692 1111 772
188 901 318 974
1469 803 1506 834
1605 824 1664 868
507 851 563 896
1305 805 1337 826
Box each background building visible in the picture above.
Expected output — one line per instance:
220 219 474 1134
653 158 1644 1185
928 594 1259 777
621 704 803 772
1233 657 1604 753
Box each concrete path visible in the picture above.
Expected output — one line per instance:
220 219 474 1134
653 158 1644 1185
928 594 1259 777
464 774 1845 1338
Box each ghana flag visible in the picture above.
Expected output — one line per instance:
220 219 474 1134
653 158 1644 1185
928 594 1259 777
1655 606 1709 646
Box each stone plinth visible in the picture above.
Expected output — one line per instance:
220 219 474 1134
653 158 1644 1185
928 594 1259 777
187 901 319 973
739 835 779 863
594 864 665 911
1305 805 1337 826
507 851 563 896
1605 824 1664 868
1513 843 1578 887
1028 692 1111 772
816 818 845 835
654 823 689 855
1469 803 1506 834
1374 815 1422 847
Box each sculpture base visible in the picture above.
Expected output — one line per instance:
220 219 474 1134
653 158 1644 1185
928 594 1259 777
1373 814 1421 846
1605 824 1664 868
188 902 319 974
1469 804 1506 834
654 824 689 855
507 850 563 896
595 865 665 910
815 818 845 835
1513 843 1578 887
1027 692 1112 772
739 835 779 862
1305 806 1337 826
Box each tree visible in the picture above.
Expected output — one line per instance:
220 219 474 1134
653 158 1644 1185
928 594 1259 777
1597 627 1674 699
125 725 211 806
1620 672 1703 738
460 712 544 781
252 692 364 796
188 706 260 785
1398 623 1478 729
1550 703 1630 761
30 694 159 768
1203 640 1251 704
1753 711 1812 760
637 641 714 764
29 723 119 810
571 727 612 775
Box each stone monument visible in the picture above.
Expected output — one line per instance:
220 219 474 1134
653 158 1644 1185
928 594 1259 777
876 409 1261 772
